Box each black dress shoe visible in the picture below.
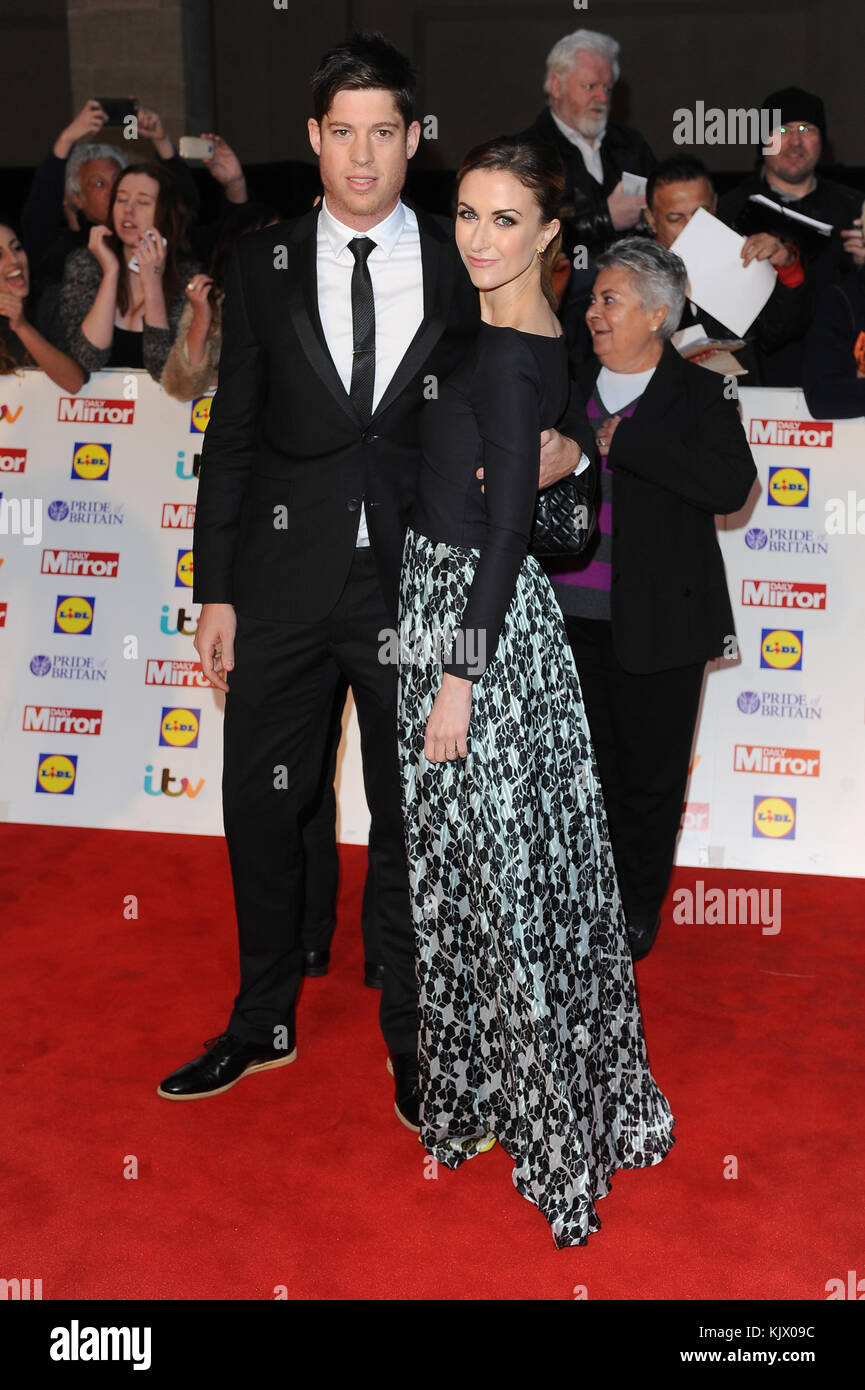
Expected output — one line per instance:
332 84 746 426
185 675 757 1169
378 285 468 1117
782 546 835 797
157 1030 296 1100
364 961 385 990
303 949 330 977
388 1052 420 1132
627 910 662 962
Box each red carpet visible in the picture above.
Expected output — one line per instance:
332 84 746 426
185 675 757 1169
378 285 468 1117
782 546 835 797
2 822 862 1301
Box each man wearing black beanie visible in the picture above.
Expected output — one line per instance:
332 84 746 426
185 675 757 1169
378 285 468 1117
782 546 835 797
719 86 864 384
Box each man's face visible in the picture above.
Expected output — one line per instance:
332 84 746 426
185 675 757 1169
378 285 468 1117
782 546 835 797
647 177 716 249
549 51 614 140
308 87 420 229
764 119 822 187
74 158 120 225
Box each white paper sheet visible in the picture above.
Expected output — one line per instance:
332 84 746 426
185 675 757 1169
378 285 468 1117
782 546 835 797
621 171 647 198
669 206 776 336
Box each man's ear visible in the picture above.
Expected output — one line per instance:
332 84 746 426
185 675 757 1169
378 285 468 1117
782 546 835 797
548 73 561 107
307 118 322 157
645 202 657 234
405 120 421 160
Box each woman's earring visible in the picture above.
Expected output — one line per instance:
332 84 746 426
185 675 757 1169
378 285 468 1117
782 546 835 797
537 246 545 260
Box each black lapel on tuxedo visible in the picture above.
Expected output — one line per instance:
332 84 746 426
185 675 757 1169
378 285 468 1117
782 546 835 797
370 204 454 422
286 206 363 428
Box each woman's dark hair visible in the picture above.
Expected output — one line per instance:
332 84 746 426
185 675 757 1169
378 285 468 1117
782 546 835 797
0 217 34 374
311 31 416 129
456 136 565 309
208 201 281 295
105 161 191 315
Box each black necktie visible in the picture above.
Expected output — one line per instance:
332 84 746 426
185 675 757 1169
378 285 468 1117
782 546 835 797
348 236 376 422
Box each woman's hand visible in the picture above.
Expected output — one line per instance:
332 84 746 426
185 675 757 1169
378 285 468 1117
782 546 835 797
88 223 119 275
424 673 472 763
185 273 214 322
136 228 166 284
596 415 621 456
0 291 26 333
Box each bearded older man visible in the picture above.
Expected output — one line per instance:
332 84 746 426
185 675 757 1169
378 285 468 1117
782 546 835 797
521 27 655 349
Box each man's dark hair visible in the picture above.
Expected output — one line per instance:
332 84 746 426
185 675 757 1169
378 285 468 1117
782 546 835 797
646 156 715 209
311 31 416 129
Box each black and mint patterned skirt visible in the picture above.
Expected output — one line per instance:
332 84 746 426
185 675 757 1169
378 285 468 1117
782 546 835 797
396 525 675 1248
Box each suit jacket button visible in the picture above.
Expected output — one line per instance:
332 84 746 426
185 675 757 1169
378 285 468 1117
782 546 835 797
683 586 693 597
346 498 360 512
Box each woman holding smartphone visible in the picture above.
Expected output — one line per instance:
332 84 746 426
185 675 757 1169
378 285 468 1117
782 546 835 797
58 161 199 382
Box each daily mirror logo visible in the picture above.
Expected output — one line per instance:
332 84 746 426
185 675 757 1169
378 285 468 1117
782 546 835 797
749 418 832 447
58 397 135 425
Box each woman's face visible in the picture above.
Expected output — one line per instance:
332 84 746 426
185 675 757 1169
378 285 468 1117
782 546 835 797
586 266 666 370
112 174 161 246
455 168 557 295
0 225 29 298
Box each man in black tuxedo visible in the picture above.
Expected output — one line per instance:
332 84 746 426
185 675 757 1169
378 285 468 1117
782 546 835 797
157 33 591 1126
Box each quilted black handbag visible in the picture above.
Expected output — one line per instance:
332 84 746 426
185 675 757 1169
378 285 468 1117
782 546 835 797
530 469 598 558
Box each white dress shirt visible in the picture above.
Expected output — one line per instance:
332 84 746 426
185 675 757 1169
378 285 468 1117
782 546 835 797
550 110 606 184
317 197 424 546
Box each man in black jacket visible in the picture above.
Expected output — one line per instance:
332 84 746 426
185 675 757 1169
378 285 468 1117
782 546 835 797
157 34 593 1127
646 156 811 386
718 87 864 383
521 27 654 348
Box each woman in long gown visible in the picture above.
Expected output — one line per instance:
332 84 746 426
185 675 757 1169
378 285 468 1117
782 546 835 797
396 137 675 1248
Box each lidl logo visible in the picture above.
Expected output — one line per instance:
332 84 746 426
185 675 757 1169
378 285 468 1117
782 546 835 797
768 466 809 507
71 443 111 481
35 752 78 795
752 795 796 840
54 595 95 635
760 628 803 671
159 706 201 748
175 549 194 588
189 396 212 434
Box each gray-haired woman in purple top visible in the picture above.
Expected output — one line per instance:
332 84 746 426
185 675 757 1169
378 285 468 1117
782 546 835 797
547 238 756 960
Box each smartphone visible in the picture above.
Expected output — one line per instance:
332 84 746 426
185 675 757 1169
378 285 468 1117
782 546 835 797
97 97 139 126
128 230 168 273
178 136 214 161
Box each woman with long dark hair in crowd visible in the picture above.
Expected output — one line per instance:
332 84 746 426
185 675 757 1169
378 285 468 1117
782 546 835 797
57 161 199 382
397 136 676 1247
0 220 84 390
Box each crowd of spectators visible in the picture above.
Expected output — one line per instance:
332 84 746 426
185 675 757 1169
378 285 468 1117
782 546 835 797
1 33 864 414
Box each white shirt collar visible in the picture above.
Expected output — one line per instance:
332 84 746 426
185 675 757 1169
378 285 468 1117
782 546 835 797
319 196 407 259
550 109 607 154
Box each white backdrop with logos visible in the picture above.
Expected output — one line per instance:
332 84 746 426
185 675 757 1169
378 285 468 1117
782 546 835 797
0 370 862 876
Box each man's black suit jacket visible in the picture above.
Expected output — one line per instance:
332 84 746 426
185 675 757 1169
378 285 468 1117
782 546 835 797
193 199 594 625
578 342 757 674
